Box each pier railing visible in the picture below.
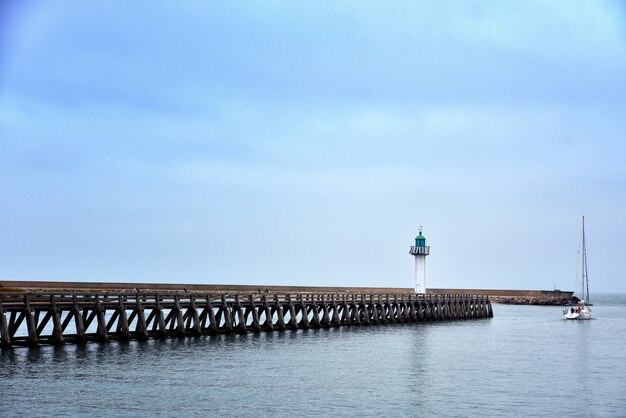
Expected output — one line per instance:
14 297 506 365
0 291 492 348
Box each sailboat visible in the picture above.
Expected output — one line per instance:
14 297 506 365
563 216 593 320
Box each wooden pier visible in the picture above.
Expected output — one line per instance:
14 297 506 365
0 282 493 348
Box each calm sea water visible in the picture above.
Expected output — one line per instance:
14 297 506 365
2 293 625 417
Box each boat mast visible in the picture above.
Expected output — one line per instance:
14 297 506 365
581 216 590 303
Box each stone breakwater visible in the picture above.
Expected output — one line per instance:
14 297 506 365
428 288 576 306
489 296 578 306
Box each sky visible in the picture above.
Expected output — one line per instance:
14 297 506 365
1 1 625 293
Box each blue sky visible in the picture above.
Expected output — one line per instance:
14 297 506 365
1 1 625 293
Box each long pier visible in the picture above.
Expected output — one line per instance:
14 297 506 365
0 281 493 348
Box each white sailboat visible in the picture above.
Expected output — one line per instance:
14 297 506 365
563 216 593 320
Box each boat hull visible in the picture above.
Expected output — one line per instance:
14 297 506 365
563 308 592 320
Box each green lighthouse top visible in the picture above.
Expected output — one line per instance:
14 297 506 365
415 228 426 247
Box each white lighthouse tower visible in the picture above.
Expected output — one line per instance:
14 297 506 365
409 227 430 294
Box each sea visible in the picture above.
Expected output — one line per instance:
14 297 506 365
1 293 625 417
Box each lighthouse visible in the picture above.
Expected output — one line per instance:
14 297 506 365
409 227 430 294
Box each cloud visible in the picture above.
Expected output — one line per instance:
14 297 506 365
3 1 625 109
0 1 625 290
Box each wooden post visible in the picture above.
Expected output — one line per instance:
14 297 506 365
448 295 454 319
483 295 490 318
298 295 310 329
359 295 369 325
173 294 186 336
470 296 476 318
427 295 434 320
261 296 274 332
414 296 423 321
422 295 430 320
310 296 321 329
400 296 409 322
206 295 218 334
189 295 202 336
398 296 407 322
220 295 233 334
274 295 286 331
249 295 261 333
450 295 456 319
461 295 467 319
0 295 11 348
50 296 64 345
473 295 482 318
135 294 149 340
382 295 391 323
437 295 444 320
320 295 331 328
461 295 467 318
116 299 130 340
379 299 386 323
405 295 412 322
350 297 359 325
350 295 359 325
287 295 298 330
483 295 489 318
461 295 470 319
330 295 341 327
385 295 398 324
408 295 417 322
71 294 86 344
400 297 407 322
153 294 167 338
340 295 351 325
435 295 441 320
451 295 459 319
388 296 395 323
376 295 386 324
234 295 247 333
391 295 399 323
94 296 108 342
349 295 360 325
370 296 379 325
24 294 38 346
441 295 450 320
431 295 439 320
395 298 402 322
